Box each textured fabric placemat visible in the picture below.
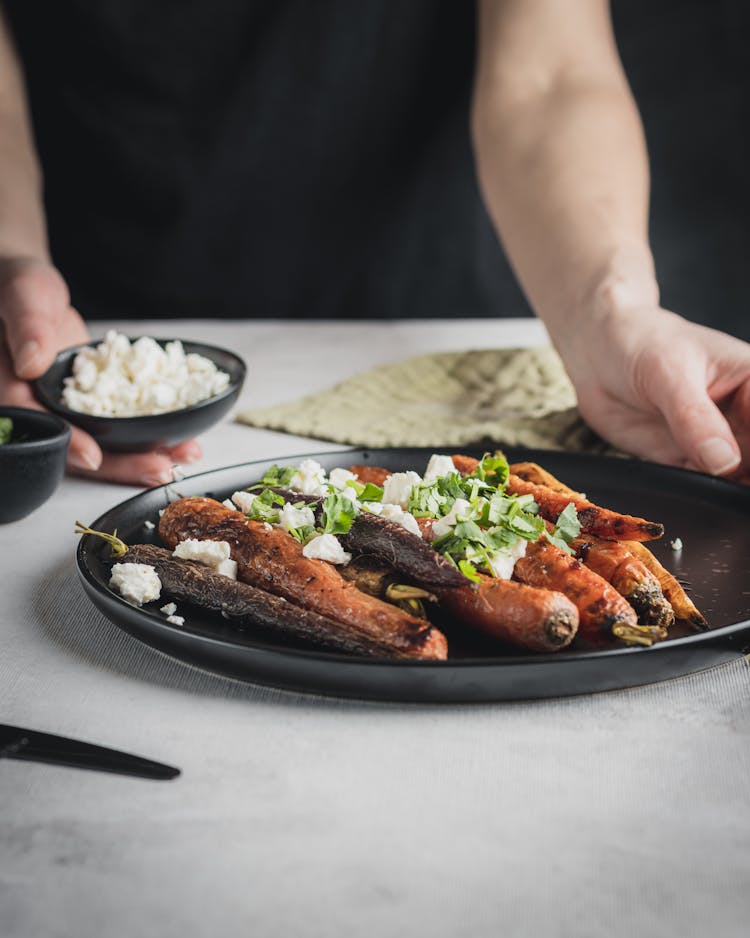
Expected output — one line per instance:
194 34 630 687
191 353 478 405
237 346 611 452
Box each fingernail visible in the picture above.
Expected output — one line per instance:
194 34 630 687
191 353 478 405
697 437 741 476
15 340 40 375
181 444 202 463
69 449 102 472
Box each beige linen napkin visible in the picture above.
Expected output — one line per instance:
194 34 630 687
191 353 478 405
237 346 610 452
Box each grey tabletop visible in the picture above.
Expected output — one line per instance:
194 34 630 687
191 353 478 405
2 319 749 938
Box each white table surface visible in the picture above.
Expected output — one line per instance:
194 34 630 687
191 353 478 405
2 319 748 938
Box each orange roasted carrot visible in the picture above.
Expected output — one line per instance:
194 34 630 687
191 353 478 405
511 461 703 627
159 497 447 660
509 461 582 496
513 538 666 646
436 576 578 652
348 465 392 487
448 454 664 542
623 540 707 630
572 537 674 627
505 475 664 542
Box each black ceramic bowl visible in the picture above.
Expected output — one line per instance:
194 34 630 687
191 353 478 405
33 338 246 453
0 406 71 523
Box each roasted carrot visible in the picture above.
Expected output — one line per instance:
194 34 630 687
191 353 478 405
435 576 579 652
340 556 579 652
622 540 707 630
509 461 581 497
513 538 666 646
505 475 664 542
348 465 392 487
450 454 480 475
447 453 664 542
125 545 424 658
510 461 705 627
572 537 674 628
159 497 448 660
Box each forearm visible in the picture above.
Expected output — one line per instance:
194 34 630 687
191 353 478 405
0 6 48 260
472 54 657 359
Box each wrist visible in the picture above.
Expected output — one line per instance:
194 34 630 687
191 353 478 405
548 244 659 373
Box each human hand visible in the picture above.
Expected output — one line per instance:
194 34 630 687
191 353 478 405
559 305 749 483
0 257 202 484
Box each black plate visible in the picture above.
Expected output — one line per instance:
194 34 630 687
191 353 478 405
76 447 750 702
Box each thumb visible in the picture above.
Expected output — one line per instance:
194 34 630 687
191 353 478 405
649 359 741 476
0 261 72 379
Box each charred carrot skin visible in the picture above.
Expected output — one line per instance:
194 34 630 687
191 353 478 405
514 538 639 645
436 576 579 653
159 498 448 660
572 538 674 628
125 544 418 658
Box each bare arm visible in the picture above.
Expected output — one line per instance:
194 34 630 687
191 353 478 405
0 6 201 483
0 7 47 262
473 0 750 480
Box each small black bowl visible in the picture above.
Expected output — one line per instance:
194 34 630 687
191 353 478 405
33 338 246 453
0 406 71 523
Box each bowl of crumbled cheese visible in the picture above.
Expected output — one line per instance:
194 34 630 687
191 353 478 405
33 331 246 452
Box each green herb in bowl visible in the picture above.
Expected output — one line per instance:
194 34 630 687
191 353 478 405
0 416 13 445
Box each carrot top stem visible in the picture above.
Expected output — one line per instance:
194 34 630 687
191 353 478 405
74 521 129 559
611 622 669 648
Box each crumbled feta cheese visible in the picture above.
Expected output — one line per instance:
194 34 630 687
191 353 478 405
166 614 185 626
173 539 237 579
381 471 422 509
263 522 273 531
363 501 421 536
143 520 155 530
302 534 351 564
231 490 257 513
174 538 231 565
329 467 358 490
160 602 177 616
486 538 528 580
215 559 238 580
431 498 473 539
61 330 230 417
279 502 316 533
670 538 683 551
109 563 162 606
424 454 456 483
288 459 328 496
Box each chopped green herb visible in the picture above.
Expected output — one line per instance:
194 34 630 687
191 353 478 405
253 464 296 489
320 490 358 536
458 559 482 584
346 480 384 502
245 488 286 523
0 417 13 446
543 502 581 555
468 452 510 489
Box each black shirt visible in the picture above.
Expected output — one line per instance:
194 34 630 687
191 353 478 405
6 0 528 320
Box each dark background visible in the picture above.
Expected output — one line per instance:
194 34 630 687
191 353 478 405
612 0 748 340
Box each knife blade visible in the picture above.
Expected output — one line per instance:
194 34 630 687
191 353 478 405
0 724 180 780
